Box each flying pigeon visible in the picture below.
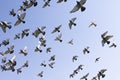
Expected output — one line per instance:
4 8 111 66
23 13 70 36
9 9 16 17
55 33 62 42
51 24 61 34
14 12 26 26
89 22 97 27
83 46 90 54
101 31 113 47
70 0 87 13
69 17 77 29
19 46 28 56
0 21 12 33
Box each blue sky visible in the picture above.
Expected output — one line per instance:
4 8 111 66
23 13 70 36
0 0 120 80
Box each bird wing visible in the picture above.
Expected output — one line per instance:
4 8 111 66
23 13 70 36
101 39 105 47
51 29 56 34
23 46 27 52
105 35 113 40
1 26 6 33
10 45 14 50
21 32 25 38
57 0 63 3
41 26 46 30
69 22 72 29
14 19 21 26
33 29 40 38
42 2 48 8
20 12 26 19
59 33 62 38
10 55 16 62
27 2 33 8
24 28 30 32
71 17 77 22
70 4 80 13
101 31 108 38
80 0 87 5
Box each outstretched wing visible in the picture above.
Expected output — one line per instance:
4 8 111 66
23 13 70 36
80 0 87 5
69 22 72 29
10 55 16 62
20 12 26 19
71 17 77 22
101 31 108 38
1 26 6 33
58 33 62 38
57 0 63 3
70 4 80 13
41 26 46 30
105 35 113 40
23 46 27 52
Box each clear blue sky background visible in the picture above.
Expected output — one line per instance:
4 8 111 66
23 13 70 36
0 0 120 80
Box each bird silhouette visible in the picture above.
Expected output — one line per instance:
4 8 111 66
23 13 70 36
70 0 87 13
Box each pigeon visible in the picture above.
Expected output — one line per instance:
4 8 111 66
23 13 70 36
21 60 29 68
0 21 12 33
0 38 10 47
70 0 87 13
1 38 10 47
14 33 21 40
49 55 55 61
51 24 61 34
9 9 16 17
39 36 47 47
101 31 113 47
21 29 30 38
19 46 28 56
32 26 46 38
48 62 55 68
37 71 43 77
97 69 107 80
55 33 62 42
7 45 14 54
34 44 42 52
89 22 97 27
83 46 90 54
73 69 79 74
18 5 27 12
69 17 77 29
1 57 6 63
72 55 78 62
46 47 51 53
5 55 16 67
68 39 73 45
17 68 22 74
42 0 51 8
69 73 75 78
40 61 46 67
95 57 100 63
77 64 84 70
14 12 26 26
